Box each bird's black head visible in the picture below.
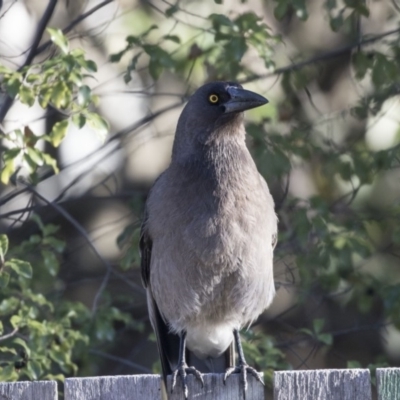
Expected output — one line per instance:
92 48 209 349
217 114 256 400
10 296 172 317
183 81 268 126
172 81 268 162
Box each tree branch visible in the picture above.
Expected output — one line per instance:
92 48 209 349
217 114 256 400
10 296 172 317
21 183 115 315
0 0 115 124
0 327 19 342
0 0 58 124
243 26 400 84
34 0 115 57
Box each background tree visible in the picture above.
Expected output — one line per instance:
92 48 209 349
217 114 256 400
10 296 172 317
1 0 400 397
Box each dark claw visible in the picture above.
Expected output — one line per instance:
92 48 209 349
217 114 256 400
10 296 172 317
171 362 204 399
224 363 264 399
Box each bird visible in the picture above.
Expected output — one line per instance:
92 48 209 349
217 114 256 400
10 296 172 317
140 81 277 399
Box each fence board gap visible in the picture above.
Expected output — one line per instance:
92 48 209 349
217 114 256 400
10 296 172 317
377 368 400 400
167 373 264 400
0 381 57 400
64 375 161 400
273 369 371 400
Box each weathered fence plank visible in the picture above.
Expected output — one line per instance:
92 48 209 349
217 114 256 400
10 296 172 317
9 368 400 399
167 373 264 400
273 369 372 400
64 375 162 400
377 368 400 400
0 381 57 400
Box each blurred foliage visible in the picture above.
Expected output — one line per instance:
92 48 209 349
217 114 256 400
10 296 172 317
0 216 142 382
1 0 400 388
0 29 108 185
0 217 87 381
110 11 279 82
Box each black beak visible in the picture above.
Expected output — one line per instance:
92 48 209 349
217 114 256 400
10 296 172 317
224 86 269 114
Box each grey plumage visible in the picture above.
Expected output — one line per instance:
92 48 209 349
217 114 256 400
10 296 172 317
140 81 277 397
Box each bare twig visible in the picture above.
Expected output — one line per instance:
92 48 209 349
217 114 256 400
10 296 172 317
0 327 19 342
0 0 58 123
0 0 115 124
243 26 400 85
34 0 115 57
21 183 113 315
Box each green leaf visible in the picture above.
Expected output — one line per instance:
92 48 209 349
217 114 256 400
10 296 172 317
19 85 35 107
318 333 333 346
166 4 179 17
344 0 370 16
347 360 362 368
330 14 344 31
41 250 59 277
140 24 158 38
226 37 247 62
392 225 400 244
313 318 325 333
26 148 44 167
124 53 142 83
83 59 97 73
51 81 71 109
47 28 69 54
293 0 308 20
72 113 86 129
43 236 65 253
5 259 33 279
299 328 313 336
5 75 21 98
86 113 109 138
209 13 234 28
163 35 181 44
0 271 10 288
126 35 141 46
356 4 369 17
0 158 16 185
110 51 124 63
42 154 59 174
0 234 9 261
146 45 172 78
4 148 21 162
274 0 289 20
0 64 12 74
26 73 41 83
43 373 65 382
42 222 60 236
0 347 17 355
214 0 223 3
77 85 91 106
352 51 372 80
372 54 398 86
144 45 175 68
38 86 52 109
12 338 31 357
149 59 163 80
326 0 337 9
49 120 69 147
120 246 139 271
351 104 368 120
10 315 22 328
0 365 18 381
27 359 42 380
49 346 69 368
0 298 19 315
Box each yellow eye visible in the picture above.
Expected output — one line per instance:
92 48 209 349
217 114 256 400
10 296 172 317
209 94 219 104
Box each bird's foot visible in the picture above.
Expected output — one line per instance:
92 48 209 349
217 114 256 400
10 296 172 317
171 362 204 399
224 363 264 399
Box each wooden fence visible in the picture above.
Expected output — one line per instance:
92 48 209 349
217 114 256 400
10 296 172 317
0 368 399 399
